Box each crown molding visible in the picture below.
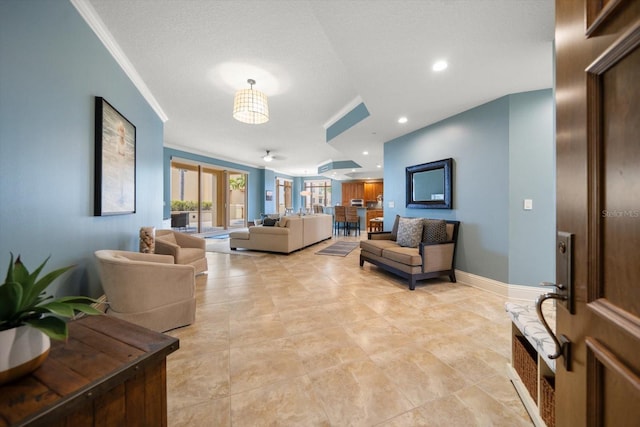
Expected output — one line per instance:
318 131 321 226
70 0 168 122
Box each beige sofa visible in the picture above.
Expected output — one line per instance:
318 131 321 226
359 218 460 290
155 229 208 274
229 214 332 253
94 250 196 332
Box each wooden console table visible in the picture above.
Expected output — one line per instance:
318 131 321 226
0 315 179 427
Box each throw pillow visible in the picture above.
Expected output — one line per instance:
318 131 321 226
277 217 289 227
396 217 424 248
263 218 278 227
422 219 448 243
390 215 401 241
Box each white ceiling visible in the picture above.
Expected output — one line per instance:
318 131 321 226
84 0 554 179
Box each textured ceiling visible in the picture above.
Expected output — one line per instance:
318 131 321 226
84 0 554 179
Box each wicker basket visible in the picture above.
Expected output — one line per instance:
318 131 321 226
513 334 538 403
540 376 555 427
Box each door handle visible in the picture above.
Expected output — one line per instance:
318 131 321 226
556 231 574 313
536 290 572 371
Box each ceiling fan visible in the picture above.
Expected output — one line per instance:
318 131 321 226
262 150 276 162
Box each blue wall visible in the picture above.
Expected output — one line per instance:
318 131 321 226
264 169 277 214
508 90 555 285
383 90 554 285
0 1 164 297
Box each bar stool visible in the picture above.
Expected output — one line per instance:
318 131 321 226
369 217 383 232
333 206 347 235
345 206 360 236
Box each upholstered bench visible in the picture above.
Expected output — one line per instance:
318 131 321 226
505 302 556 427
359 217 460 290
504 302 556 372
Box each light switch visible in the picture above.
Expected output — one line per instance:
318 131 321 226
524 199 533 210
388 201 395 208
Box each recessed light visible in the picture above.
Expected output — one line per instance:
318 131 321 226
363 151 369 155
351 169 356 172
398 117 408 124
376 164 381 168
432 60 448 72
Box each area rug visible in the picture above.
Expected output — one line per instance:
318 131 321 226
315 241 359 257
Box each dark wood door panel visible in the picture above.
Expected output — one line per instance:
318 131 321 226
587 21 640 319
586 337 640 426
557 0 640 425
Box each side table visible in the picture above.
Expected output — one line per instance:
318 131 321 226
0 315 179 427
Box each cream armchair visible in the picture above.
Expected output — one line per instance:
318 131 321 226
94 250 196 332
155 230 207 274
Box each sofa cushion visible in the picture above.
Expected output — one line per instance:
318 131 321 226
422 219 448 243
360 239 400 257
396 217 424 248
229 230 250 240
390 215 400 241
382 246 423 266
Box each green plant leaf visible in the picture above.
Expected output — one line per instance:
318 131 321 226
55 296 99 304
3 253 15 284
39 301 75 318
21 264 74 310
67 304 103 315
2 254 99 334
0 281 22 319
26 316 68 341
12 256 33 291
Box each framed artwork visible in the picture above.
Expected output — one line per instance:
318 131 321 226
266 190 273 201
94 97 136 216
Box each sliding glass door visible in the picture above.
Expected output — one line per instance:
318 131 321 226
170 159 247 234
276 178 292 215
228 172 246 229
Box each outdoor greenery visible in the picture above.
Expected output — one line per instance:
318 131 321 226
229 175 246 190
0 254 101 340
171 200 213 211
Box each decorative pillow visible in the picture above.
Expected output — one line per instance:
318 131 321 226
390 215 401 241
396 217 424 248
277 217 289 227
422 219 448 243
263 218 278 227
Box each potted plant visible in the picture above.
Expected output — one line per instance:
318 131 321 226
0 254 101 385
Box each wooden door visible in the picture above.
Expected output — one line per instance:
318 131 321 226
555 1 640 425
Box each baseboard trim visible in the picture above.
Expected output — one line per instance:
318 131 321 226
455 270 547 302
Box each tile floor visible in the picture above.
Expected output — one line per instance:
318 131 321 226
165 235 533 426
